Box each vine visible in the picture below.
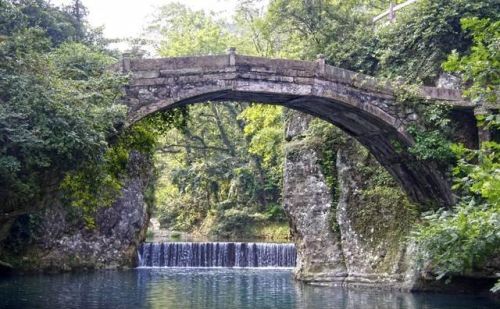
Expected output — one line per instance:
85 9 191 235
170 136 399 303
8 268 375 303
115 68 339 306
392 82 456 167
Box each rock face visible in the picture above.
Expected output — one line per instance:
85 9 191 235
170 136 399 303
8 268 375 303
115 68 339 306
1 151 153 272
283 112 347 283
283 111 499 292
436 73 461 89
336 139 417 288
283 110 418 288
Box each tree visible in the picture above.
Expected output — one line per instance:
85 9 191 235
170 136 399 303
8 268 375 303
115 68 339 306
0 30 127 216
0 0 82 44
63 0 89 41
0 1 130 234
144 3 288 236
413 17 500 292
443 17 499 105
147 3 232 56
375 0 499 84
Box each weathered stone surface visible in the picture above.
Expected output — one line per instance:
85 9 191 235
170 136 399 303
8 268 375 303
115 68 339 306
436 73 461 90
283 112 346 283
283 112 498 293
283 111 415 288
336 138 417 288
118 52 484 208
3 151 153 272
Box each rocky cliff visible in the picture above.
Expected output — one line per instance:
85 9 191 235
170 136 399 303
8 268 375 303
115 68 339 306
283 112 347 284
283 110 500 293
283 110 420 289
0 151 153 272
336 138 418 288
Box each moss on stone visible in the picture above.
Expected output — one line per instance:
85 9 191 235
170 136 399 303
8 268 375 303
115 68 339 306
340 138 420 273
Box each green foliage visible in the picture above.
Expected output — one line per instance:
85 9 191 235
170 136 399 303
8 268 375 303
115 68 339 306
146 4 289 236
59 110 184 228
0 0 105 47
451 142 500 207
0 28 126 213
264 203 285 221
264 0 497 84
153 102 286 235
0 0 183 230
413 140 500 290
143 107 190 136
265 0 390 60
325 25 381 75
397 93 455 166
211 208 267 239
375 0 499 84
408 10 500 292
238 104 284 181
50 42 115 79
413 200 499 282
60 162 122 229
1 0 80 45
442 17 499 104
407 127 454 164
261 0 497 84
477 113 500 131
147 3 232 56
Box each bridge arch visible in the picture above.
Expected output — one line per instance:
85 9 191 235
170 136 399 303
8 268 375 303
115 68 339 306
118 52 470 207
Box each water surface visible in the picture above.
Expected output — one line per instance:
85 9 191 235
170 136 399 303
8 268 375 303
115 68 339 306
0 269 497 309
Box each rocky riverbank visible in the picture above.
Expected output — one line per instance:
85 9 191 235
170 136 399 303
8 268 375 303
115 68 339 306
0 151 153 273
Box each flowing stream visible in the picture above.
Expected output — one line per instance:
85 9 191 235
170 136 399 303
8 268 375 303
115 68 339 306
138 241 297 268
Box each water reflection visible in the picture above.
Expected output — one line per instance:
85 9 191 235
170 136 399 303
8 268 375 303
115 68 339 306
0 269 497 309
141 269 294 308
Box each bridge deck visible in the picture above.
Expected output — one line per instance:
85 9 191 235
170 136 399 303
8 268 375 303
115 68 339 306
114 53 474 109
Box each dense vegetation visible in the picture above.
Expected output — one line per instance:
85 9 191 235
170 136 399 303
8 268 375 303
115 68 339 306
140 3 289 239
0 0 498 290
0 0 127 229
0 0 180 240
412 17 499 291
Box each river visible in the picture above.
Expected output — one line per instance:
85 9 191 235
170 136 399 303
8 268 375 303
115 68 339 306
1 268 498 308
0 241 498 308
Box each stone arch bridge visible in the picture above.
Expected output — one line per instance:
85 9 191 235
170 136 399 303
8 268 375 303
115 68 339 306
116 50 483 207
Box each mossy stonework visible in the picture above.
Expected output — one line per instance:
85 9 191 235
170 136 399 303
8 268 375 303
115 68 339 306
336 137 419 287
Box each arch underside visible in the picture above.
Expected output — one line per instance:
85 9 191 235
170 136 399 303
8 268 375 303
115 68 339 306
126 92 452 208
124 75 454 208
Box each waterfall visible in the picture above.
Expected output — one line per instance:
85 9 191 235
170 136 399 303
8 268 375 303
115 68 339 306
138 242 296 268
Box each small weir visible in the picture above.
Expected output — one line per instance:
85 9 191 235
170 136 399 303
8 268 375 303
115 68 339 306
138 242 297 268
